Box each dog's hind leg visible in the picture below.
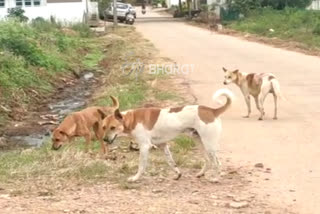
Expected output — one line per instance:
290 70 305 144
161 144 181 180
197 121 222 178
272 92 278 120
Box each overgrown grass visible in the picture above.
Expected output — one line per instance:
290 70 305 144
83 47 104 69
0 19 97 112
154 90 180 101
227 8 320 49
94 81 148 110
0 26 192 193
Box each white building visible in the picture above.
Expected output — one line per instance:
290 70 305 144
0 0 98 23
309 0 320 10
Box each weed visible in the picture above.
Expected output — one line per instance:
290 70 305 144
95 81 148 110
227 8 320 49
154 90 180 101
83 48 104 69
71 23 92 38
173 135 196 152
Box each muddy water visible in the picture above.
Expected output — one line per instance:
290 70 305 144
3 71 100 148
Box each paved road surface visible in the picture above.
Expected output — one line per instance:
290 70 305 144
136 8 320 214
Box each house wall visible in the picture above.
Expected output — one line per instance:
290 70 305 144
0 0 97 23
309 0 320 10
166 0 186 9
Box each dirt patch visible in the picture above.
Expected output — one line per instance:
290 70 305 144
0 147 294 214
1 70 102 149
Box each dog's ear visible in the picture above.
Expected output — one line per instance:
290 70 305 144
59 130 68 136
233 69 239 74
97 109 107 119
222 67 227 72
114 109 123 121
110 96 119 109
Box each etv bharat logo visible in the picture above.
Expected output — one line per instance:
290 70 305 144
121 51 195 80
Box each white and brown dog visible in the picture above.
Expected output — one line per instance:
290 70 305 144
222 67 281 120
101 89 233 182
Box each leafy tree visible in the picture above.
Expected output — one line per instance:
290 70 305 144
226 0 262 15
6 8 28 22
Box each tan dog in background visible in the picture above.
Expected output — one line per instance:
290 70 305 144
222 67 281 120
52 96 119 154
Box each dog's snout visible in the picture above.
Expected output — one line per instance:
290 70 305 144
52 144 61 150
223 81 227 85
104 135 118 144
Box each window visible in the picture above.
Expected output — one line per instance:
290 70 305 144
34 0 41 6
15 0 42 7
16 0 23 7
0 0 5 8
25 0 32 6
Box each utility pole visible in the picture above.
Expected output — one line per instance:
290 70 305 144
113 0 117 27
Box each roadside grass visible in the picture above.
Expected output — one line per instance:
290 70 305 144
154 90 181 101
226 8 320 50
94 80 148 110
83 46 104 69
0 19 100 124
0 26 198 193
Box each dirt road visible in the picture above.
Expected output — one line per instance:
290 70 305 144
136 8 320 214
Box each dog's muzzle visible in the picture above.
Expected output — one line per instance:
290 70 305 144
223 81 227 85
52 144 62 150
104 135 118 144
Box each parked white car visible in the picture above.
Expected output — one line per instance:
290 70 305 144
105 2 136 22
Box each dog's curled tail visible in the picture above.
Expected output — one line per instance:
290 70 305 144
212 88 234 116
110 95 119 109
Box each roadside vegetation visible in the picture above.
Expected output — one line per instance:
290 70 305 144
0 24 196 194
0 18 95 125
226 8 320 50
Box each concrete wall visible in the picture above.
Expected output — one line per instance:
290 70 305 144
0 0 98 23
309 0 320 10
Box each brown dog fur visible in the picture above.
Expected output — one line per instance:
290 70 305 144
51 96 119 154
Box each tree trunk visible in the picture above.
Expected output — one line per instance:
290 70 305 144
188 0 191 19
178 0 182 12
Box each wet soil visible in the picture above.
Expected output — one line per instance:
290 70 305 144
1 70 102 149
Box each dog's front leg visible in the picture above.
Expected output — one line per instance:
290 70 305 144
128 142 151 182
84 133 92 153
243 95 251 118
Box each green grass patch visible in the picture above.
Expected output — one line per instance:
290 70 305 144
154 90 180 101
226 8 320 49
83 48 104 69
95 80 148 110
0 19 100 121
173 135 196 153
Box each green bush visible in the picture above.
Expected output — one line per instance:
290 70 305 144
0 52 46 95
261 0 312 9
227 0 262 15
313 22 320 35
6 8 28 22
0 19 93 106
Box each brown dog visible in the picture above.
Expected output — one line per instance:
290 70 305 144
51 96 119 154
